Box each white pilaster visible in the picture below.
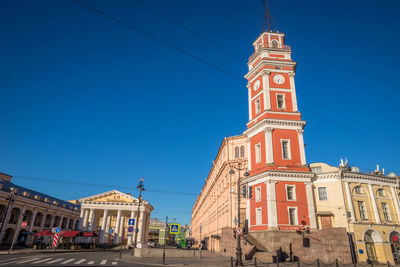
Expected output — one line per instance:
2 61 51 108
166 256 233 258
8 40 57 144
262 72 271 110
390 187 400 223
247 84 252 120
368 184 381 223
267 181 278 228
344 182 356 222
49 214 56 229
114 210 122 244
29 208 38 232
247 140 252 171
289 73 298 112
78 209 86 230
297 129 306 165
265 128 274 164
305 182 317 229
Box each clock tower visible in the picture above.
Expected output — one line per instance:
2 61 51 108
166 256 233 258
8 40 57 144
243 31 317 231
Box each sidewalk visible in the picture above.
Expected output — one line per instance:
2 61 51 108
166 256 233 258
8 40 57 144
0 247 107 255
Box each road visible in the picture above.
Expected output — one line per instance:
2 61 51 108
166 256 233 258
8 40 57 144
0 251 159 267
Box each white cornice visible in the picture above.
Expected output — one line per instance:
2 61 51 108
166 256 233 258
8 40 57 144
244 118 306 138
243 170 314 185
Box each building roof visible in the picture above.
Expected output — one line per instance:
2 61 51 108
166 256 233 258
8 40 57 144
0 179 80 211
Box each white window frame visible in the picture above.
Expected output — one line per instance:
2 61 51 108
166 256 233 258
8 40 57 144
286 185 296 201
288 207 298 226
354 186 363 194
281 139 291 160
255 143 261 164
256 207 262 225
358 201 368 220
255 187 261 202
318 187 328 201
276 93 286 109
255 98 261 114
382 202 391 221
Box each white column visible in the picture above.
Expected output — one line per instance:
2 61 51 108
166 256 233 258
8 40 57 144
344 181 356 222
11 205 26 246
137 210 145 247
114 210 122 244
265 128 274 164
391 187 400 223
262 71 271 110
0 201 14 245
58 215 64 228
72 218 77 230
128 210 134 246
100 209 109 244
49 213 56 229
305 182 317 229
78 209 86 230
289 73 298 112
297 129 306 165
40 211 47 231
87 209 95 231
118 213 125 244
29 208 38 232
105 213 111 244
368 184 381 223
267 181 278 228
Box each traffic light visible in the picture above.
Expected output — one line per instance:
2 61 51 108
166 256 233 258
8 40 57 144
248 186 253 199
241 185 247 198
233 229 236 239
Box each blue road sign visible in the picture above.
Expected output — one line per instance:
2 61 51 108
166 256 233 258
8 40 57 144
127 226 134 233
128 219 135 226
169 223 180 234
55 227 61 233
109 228 114 234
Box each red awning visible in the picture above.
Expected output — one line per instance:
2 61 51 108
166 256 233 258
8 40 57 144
81 232 98 237
60 231 81 238
35 230 54 236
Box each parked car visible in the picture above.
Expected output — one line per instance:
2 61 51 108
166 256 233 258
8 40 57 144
147 241 157 247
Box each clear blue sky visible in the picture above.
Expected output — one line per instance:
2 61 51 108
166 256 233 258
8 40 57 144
1 0 399 225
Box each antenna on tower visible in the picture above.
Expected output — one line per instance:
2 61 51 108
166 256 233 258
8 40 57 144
262 0 278 33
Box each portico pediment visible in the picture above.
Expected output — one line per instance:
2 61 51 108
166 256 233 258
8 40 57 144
78 190 138 204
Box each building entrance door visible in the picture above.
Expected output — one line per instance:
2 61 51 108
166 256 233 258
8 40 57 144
390 231 400 263
365 231 378 262
320 216 332 229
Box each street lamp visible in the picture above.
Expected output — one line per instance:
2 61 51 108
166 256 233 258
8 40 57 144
229 161 249 266
132 177 145 256
0 190 16 240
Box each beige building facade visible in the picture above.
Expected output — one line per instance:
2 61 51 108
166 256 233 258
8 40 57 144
77 190 153 247
0 172 80 246
191 135 248 252
311 162 400 264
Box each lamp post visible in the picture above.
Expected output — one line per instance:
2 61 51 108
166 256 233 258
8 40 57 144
229 161 249 266
132 177 145 256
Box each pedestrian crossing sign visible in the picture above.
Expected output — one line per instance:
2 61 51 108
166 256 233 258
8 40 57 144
169 223 180 234
128 219 135 226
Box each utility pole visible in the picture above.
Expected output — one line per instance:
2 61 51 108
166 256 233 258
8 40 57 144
132 177 145 256
162 216 168 265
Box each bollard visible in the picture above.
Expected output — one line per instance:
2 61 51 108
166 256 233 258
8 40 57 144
254 257 257 267
317 259 320 267
297 260 300 267
387 262 390 267
277 260 279 267
231 256 234 267
354 261 357 267
336 259 339 267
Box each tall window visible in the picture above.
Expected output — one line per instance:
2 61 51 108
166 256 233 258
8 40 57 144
318 187 328 201
255 187 261 202
235 147 239 158
286 185 295 201
382 202 391 221
240 146 245 158
354 186 362 194
255 143 261 163
255 99 261 114
277 94 285 109
281 140 290 159
358 201 367 220
288 207 297 225
256 208 262 225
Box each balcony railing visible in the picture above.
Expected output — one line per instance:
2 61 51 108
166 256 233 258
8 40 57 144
248 44 291 62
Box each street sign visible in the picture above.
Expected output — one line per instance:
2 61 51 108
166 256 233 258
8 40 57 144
21 221 28 227
127 233 133 237
236 227 243 236
169 223 180 235
128 219 135 226
109 228 114 234
52 233 59 248
55 227 61 233
127 226 134 233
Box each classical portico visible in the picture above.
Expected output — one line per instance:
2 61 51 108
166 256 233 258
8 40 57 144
77 190 153 247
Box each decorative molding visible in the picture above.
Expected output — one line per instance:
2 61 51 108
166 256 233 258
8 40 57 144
244 118 306 138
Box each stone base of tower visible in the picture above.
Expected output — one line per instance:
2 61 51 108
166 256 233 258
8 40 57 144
245 228 353 263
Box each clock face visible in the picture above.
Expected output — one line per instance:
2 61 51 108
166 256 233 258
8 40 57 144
253 80 260 90
273 74 285 85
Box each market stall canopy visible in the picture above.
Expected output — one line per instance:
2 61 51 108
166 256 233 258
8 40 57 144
35 230 53 236
81 232 98 237
60 231 81 238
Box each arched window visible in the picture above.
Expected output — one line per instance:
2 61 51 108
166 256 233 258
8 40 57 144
235 147 239 158
271 39 279 48
240 146 245 157
258 44 263 51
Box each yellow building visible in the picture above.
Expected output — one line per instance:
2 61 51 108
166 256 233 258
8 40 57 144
0 172 80 247
191 135 248 252
311 162 400 264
